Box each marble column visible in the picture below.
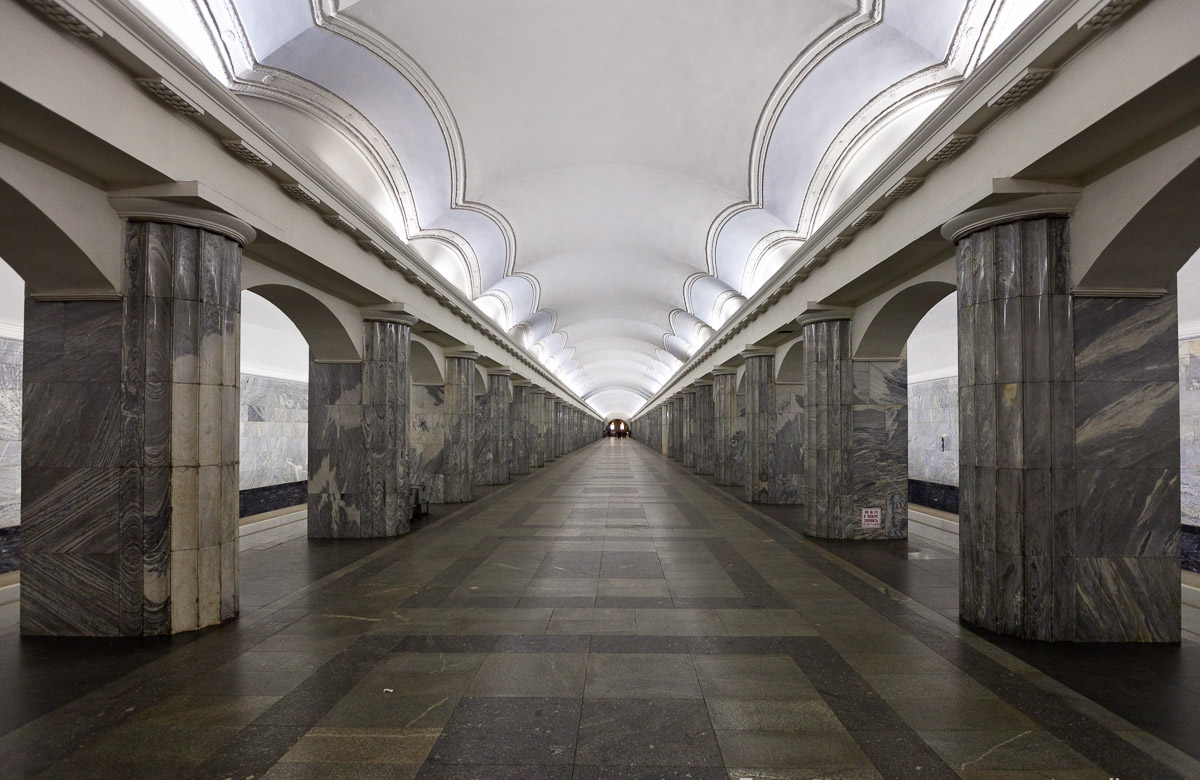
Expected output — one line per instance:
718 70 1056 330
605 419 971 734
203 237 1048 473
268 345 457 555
545 396 557 462
695 380 715 476
554 400 566 458
530 386 546 468
802 313 907 539
713 368 738 485
483 369 512 485
680 389 697 469
441 350 477 502
949 211 1179 642
22 214 251 636
742 349 776 503
309 312 416 540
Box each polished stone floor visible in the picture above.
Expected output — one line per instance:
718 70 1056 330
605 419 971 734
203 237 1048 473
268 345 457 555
2 439 1199 779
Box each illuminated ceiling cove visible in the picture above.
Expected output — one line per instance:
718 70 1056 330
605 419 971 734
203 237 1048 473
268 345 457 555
146 0 1042 419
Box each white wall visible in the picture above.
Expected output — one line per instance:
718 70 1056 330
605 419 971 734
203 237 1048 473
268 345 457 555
240 291 310 382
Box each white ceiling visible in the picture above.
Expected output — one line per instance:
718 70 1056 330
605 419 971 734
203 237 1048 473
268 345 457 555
147 0 1044 419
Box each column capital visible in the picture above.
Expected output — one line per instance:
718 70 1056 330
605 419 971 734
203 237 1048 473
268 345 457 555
694 379 714 387
739 347 776 361
796 305 853 328
511 378 532 387
487 368 513 377
444 348 480 361
360 303 420 326
681 387 697 395
712 367 738 376
108 194 257 246
940 192 1079 244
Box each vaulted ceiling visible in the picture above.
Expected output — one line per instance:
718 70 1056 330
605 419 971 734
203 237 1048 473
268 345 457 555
147 0 1041 419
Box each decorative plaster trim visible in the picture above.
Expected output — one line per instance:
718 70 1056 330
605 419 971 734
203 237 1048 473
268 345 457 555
908 368 959 384
0 322 24 341
108 196 257 245
940 193 1081 243
1180 321 1200 342
241 363 308 384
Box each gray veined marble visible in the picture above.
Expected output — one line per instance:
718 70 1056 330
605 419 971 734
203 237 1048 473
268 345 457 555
956 214 1179 643
713 369 738 485
680 389 697 469
441 354 476 502
510 383 531 475
484 371 512 485
803 318 907 540
694 382 715 476
308 317 414 540
530 388 547 468
409 383 446 503
21 220 243 637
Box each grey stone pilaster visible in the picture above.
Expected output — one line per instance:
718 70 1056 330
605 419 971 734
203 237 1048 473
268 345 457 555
695 381 715 476
713 368 738 485
554 400 566 458
951 213 1179 642
742 350 775 503
802 315 907 539
530 387 546 468
681 389 697 469
484 370 512 485
309 312 416 540
22 216 249 637
441 350 477 502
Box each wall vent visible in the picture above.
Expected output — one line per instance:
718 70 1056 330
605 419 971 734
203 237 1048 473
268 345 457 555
988 68 1054 108
925 134 975 165
280 182 320 205
221 139 271 167
26 0 102 38
323 214 355 233
885 177 924 198
137 77 204 116
851 211 883 229
1077 0 1142 30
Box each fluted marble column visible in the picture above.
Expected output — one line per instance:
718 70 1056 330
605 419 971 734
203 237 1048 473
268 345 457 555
309 312 416 540
482 369 512 485
742 350 776 503
695 380 715 476
530 387 546 468
511 381 530 474
713 368 738 485
554 400 566 458
22 215 251 636
949 211 1179 642
680 388 697 469
441 350 477 502
802 314 907 539
544 396 557 462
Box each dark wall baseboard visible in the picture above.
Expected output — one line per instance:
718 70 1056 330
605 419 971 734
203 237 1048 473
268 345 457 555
0 527 17 574
239 481 307 518
908 479 959 515
1185 525 1200 574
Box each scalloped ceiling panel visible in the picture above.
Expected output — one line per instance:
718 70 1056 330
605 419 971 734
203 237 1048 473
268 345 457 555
145 0 1042 419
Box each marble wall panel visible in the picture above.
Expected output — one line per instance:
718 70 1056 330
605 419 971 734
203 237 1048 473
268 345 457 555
308 318 413 539
773 383 804 504
410 384 446 503
529 388 545 469
734 392 747 486
713 371 737 484
743 354 775 503
908 376 959 487
804 318 907 538
543 395 556 462
441 356 476 502
487 373 512 484
0 338 21 531
473 391 492 486
681 390 697 469
1182 341 1200 529
695 383 715 475
239 374 306 490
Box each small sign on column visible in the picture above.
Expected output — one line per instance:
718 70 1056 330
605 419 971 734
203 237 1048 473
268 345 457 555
861 507 882 529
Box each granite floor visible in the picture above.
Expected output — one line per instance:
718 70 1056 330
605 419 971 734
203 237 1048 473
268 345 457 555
1 438 1198 779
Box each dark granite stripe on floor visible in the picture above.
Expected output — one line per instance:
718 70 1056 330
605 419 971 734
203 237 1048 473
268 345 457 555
701 472 1190 780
